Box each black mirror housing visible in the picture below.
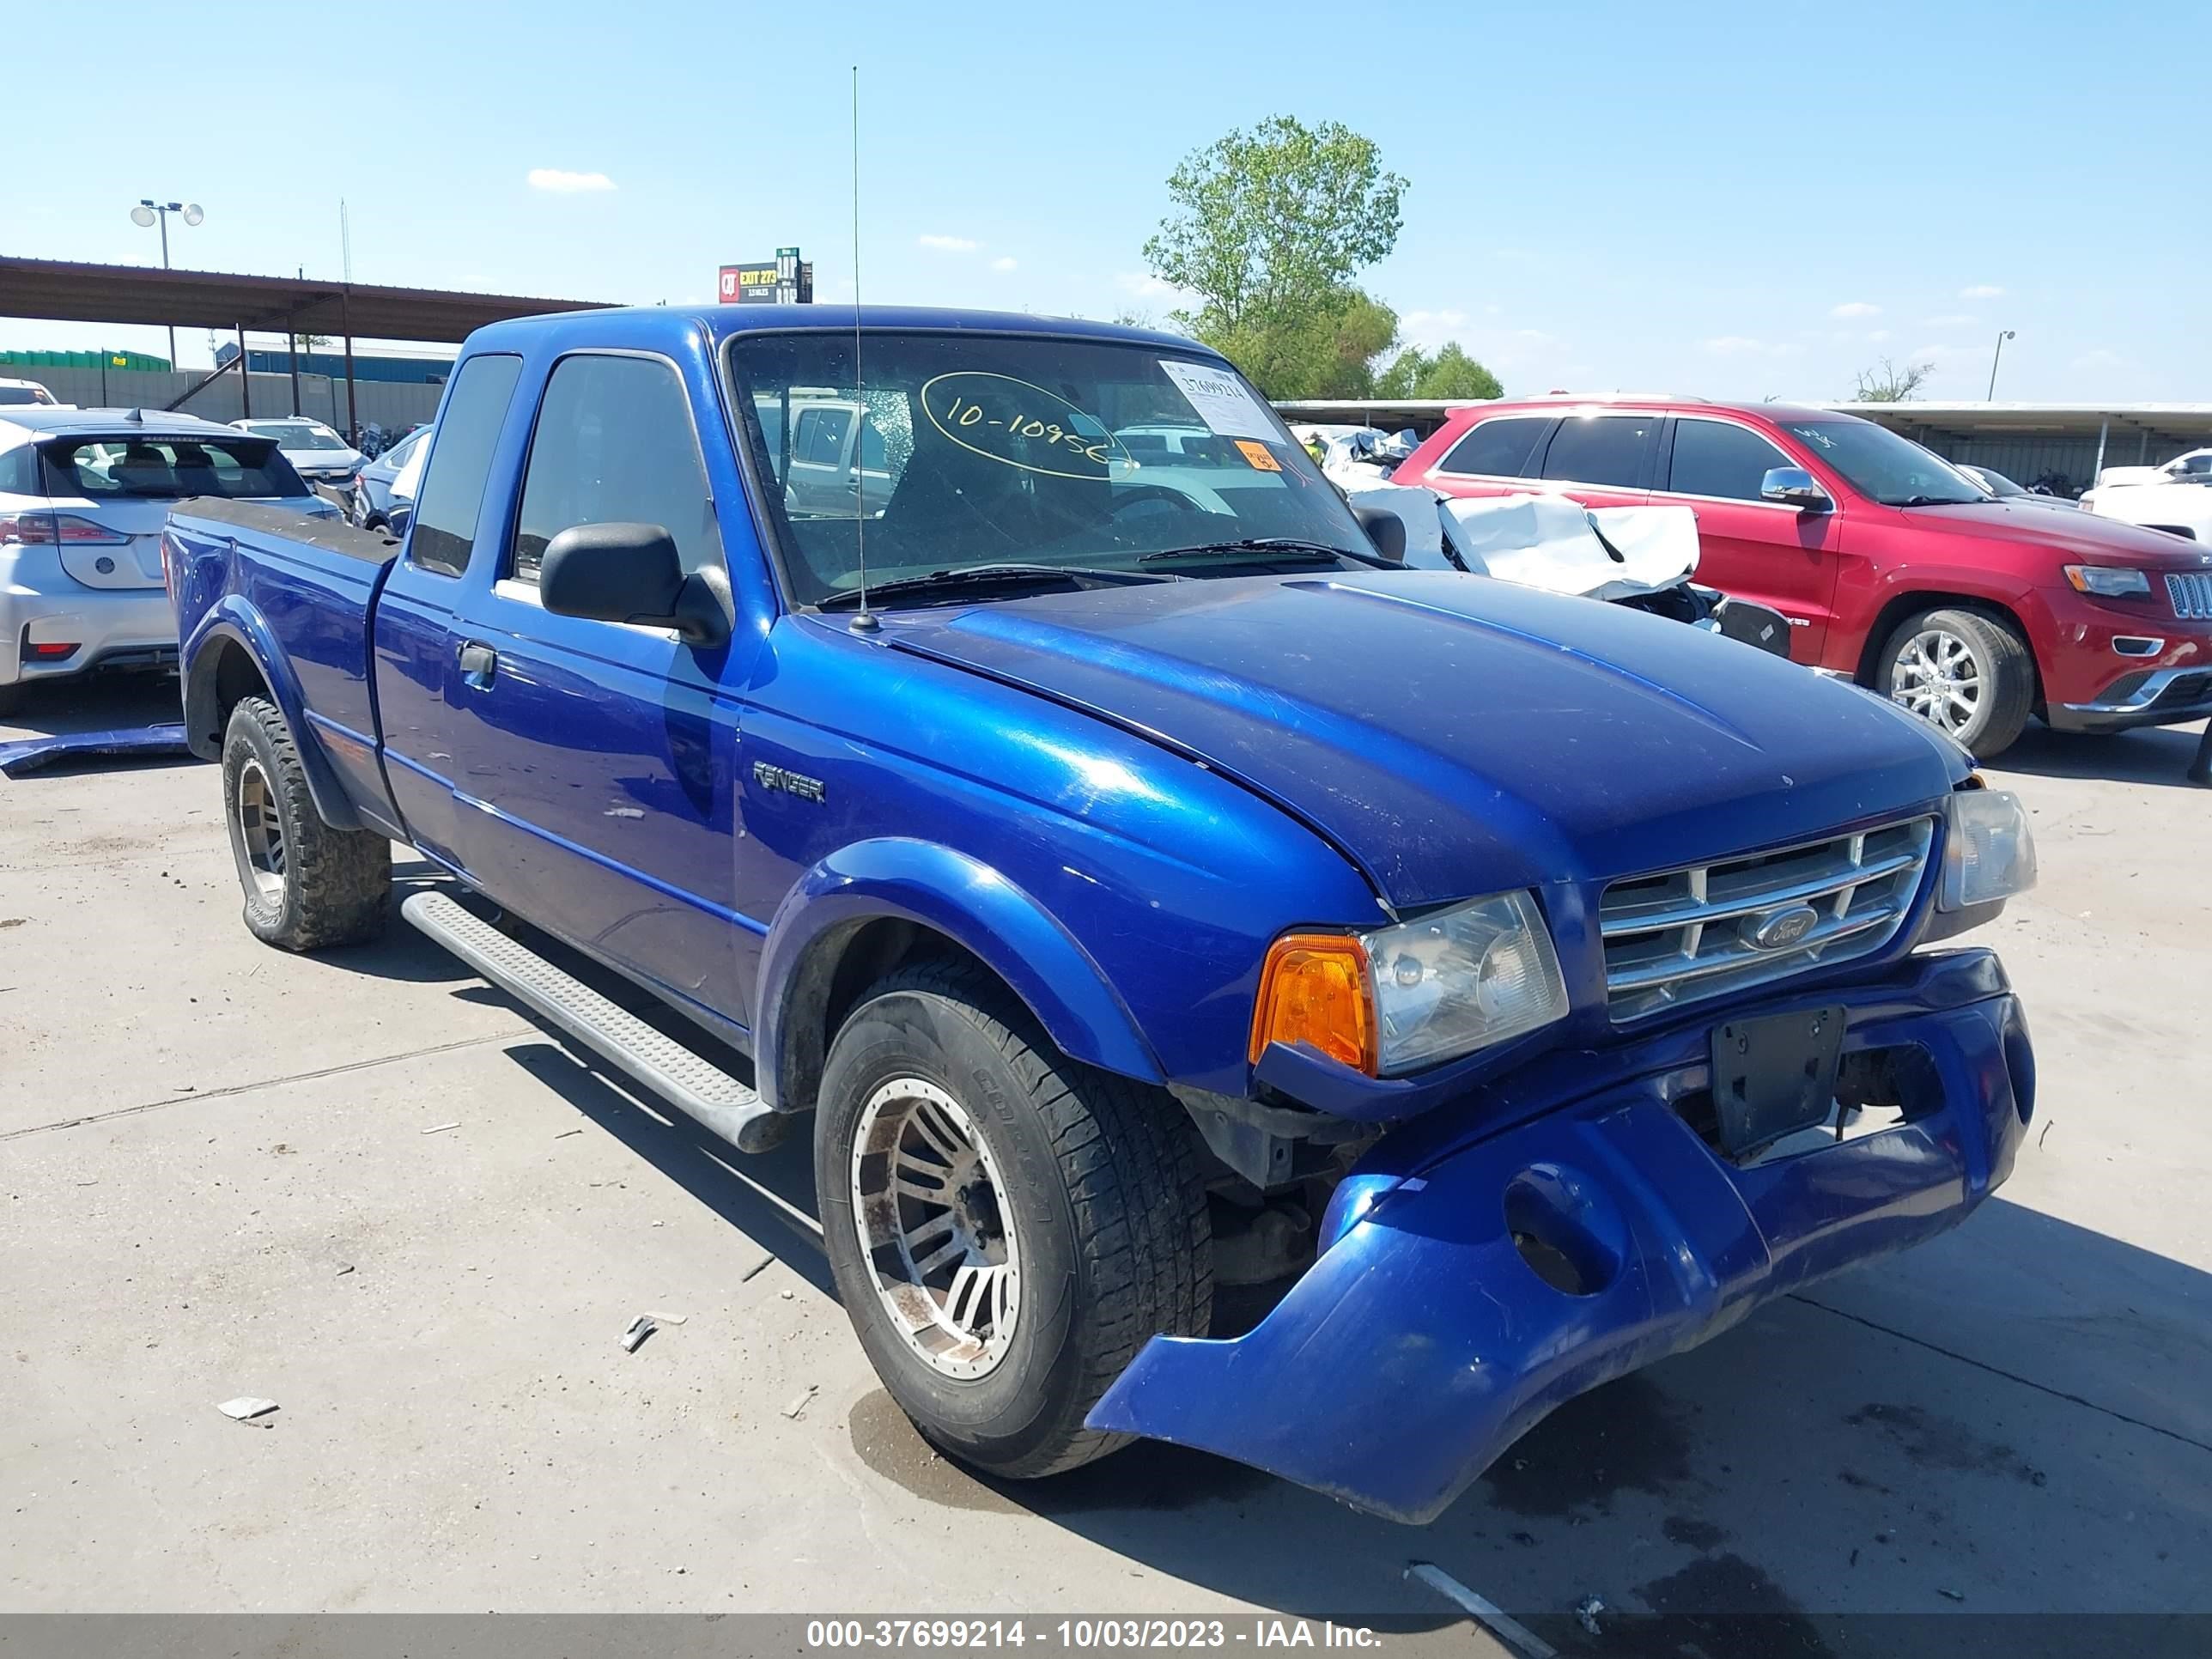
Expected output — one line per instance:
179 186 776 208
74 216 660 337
1352 501 1408 563
537 522 728 648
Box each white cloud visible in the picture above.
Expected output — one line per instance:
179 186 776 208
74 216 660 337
1399 307 1469 349
1115 271 1179 298
1921 313 1978 328
1830 301 1881 319
1960 284 2005 300
989 256 1018 272
526 167 615 193
1704 336 1802 358
918 234 978 252
1867 329 1891 343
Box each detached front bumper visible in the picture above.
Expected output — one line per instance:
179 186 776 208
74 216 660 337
1087 950 2033 1524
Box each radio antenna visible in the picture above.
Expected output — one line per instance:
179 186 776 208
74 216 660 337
848 64 878 632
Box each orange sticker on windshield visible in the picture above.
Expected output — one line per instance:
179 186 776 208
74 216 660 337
1235 440 1281 471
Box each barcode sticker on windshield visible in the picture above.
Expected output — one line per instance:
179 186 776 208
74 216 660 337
1158 359 1276 441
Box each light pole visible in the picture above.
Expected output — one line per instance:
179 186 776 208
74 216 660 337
1987 329 2015 400
130 199 204 371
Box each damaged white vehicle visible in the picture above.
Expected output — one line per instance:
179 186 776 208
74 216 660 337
2081 447 2212 542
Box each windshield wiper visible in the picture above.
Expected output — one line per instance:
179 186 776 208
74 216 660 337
1888 494 1977 508
816 562 1170 611
1139 537 1390 568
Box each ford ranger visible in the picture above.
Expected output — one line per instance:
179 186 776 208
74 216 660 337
166 307 2039 1523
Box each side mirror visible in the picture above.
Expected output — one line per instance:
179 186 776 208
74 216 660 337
539 522 730 648
1760 466 1832 511
1352 501 1407 563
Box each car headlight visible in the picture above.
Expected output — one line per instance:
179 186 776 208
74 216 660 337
1250 891 1569 1077
2063 565 2151 597
1940 788 2038 910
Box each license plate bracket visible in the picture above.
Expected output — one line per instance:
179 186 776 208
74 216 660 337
1710 1004 1846 1157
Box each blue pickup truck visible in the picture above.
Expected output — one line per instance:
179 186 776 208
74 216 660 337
166 306 2039 1523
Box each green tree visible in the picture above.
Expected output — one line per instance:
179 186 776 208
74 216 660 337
1144 116 1408 398
1374 343 1503 402
1213 288 1399 401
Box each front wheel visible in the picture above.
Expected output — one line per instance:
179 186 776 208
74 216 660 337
1880 606 2034 757
816 963 1212 1480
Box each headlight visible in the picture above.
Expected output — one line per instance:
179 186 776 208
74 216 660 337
1940 788 2038 909
2063 565 2151 597
1250 892 1569 1077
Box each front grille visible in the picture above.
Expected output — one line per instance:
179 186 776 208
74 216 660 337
1599 817 1935 1021
2168 571 2212 619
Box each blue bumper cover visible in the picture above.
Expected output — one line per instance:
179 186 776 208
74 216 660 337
1086 950 2033 1523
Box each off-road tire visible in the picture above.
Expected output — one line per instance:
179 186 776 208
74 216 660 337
816 961 1212 1480
1879 605 2035 758
222 696 389 950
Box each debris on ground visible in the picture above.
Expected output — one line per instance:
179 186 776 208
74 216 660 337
1573 1595 1605 1635
553 1128 583 1139
1939 1588 1966 1602
644 1310 688 1326
422 1121 460 1135
216 1396 279 1423
782 1385 818 1420
621 1316 656 1352
740 1252 775 1282
1404 1563 1556 1659
334 1263 356 1277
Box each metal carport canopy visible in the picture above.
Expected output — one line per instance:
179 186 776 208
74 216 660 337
0 255 613 343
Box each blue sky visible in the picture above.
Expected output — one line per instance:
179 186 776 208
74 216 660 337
6 0 2205 400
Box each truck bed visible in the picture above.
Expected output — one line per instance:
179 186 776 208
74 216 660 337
167 498 406 834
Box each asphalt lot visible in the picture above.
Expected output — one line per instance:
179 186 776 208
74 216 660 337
3 677 2209 1650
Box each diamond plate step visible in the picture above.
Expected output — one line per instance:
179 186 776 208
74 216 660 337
402 890 785 1153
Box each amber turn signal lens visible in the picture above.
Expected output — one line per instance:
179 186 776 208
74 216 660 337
1249 933 1376 1074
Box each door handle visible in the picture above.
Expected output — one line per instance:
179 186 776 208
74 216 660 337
458 641 497 690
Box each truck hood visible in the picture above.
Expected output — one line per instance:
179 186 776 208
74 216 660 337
1905 499 2212 567
880 571 1963 908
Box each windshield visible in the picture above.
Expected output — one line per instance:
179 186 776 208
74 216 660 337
726 331 1374 606
246 422 346 451
1778 418 1988 506
0 386 55 406
40 434 309 499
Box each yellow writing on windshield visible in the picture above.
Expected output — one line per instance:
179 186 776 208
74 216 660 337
919 372 1128 480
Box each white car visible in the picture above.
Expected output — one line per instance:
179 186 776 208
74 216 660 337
231 416 365 489
2081 447 2212 542
0 377 65 410
1 409 337 712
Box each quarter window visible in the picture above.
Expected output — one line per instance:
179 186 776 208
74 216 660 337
1540 415 1660 489
1667 420 1793 502
511 355 721 584
1438 416 1549 479
408 353 523 578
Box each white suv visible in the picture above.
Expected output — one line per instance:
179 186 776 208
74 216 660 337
0 410 336 713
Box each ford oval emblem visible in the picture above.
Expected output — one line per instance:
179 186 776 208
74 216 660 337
1741 903 1819 951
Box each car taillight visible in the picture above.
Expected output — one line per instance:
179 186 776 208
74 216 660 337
0 511 131 546
27 640 81 660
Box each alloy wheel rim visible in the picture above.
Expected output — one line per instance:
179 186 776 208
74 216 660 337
1890 628 1982 734
235 759 287 902
849 1077 1021 1380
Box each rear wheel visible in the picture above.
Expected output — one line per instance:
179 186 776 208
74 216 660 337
816 962 1211 1479
222 696 389 951
1881 606 2034 757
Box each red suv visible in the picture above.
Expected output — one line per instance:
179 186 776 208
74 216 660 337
1395 398 2212 757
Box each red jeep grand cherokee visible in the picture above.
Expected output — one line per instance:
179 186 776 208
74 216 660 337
1396 398 2212 757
